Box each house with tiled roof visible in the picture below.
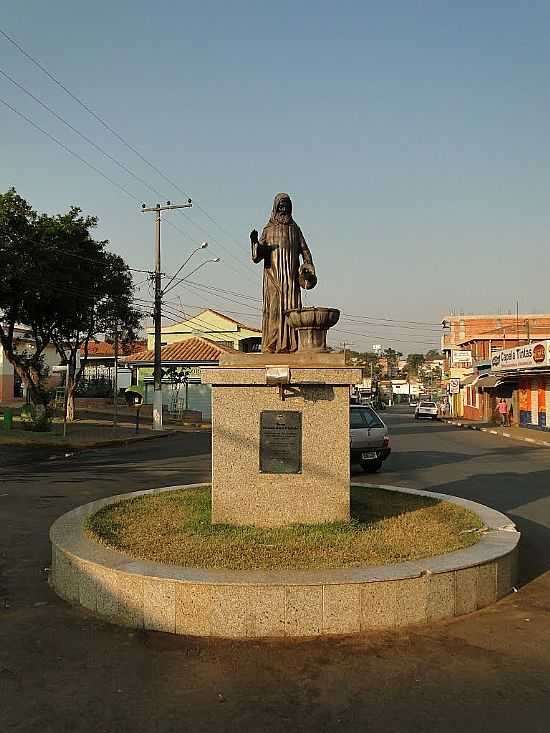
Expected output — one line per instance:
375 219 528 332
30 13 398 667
146 308 261 353
78 339 147 389
123 336 236 419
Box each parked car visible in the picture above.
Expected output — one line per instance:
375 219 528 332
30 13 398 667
414 401 438 420
350 405 391 472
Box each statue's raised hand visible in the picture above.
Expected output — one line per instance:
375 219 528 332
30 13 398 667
250 229 259 244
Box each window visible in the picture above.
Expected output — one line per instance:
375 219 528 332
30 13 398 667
350 410 366 429
465 387 477 408
350 408 384 429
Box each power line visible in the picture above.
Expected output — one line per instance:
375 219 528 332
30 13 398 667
52 248 153 274
158 306 245 340
339 316 441 334
339 312 440 326
161 217 254 285
0 96 138 201
0 26 173 190
332 327 440 347
158 301 259 339
0 26 258 282
0 66 167 200
164 279 440 337
1 60 254 283
169 210 258 284
162 298 259 321
0 31 443 338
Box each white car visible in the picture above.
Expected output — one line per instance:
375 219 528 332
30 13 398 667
350 405 391 472
415 401 438 420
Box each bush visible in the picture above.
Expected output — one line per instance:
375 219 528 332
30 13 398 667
20 404 53 432
76 378 114 398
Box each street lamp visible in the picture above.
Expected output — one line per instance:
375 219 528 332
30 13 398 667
163 257 220 295
162 241 208 294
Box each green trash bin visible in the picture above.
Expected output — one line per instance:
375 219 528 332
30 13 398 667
2 407 13 431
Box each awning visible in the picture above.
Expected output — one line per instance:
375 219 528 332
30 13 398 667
460 374 479 387
477 374 503 389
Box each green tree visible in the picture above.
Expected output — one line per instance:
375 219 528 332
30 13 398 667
0 189 56 408
362 352 382 378
425 349 443 360
37 208 141 421
342 349 382 378
382 347 402 378
0 189 141 420
405 353 425 377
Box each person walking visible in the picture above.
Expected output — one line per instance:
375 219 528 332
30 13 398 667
496 399 509 427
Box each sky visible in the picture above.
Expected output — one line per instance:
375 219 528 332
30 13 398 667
2 1 550 354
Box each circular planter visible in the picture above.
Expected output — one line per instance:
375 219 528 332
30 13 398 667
49 483 519 638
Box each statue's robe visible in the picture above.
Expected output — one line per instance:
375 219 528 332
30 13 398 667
252 202 313 352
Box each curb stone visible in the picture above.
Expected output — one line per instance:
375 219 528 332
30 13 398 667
444 420 550 449
0 429 179 457
49 483 519 639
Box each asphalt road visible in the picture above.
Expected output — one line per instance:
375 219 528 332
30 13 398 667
370 406 550 585
2 410 550 732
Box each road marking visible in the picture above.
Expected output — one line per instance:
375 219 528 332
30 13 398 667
503 433 511 437
490 430 498 434
525 438 535 443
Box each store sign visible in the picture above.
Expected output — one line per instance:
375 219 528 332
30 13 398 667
451 350 472 365
449 378 460 394
491 341 550 371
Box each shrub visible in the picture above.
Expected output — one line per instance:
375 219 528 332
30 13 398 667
20 404 53 432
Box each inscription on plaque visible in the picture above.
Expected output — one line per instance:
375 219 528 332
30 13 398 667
260 410 302 474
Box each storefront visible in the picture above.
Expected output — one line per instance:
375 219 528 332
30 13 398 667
490 341 550 430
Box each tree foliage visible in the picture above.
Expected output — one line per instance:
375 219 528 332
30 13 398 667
0 188 141 418
425 349 443 360
405 353 425 376
0 189 55 406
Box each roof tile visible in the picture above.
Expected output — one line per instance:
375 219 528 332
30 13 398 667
123 336 235 364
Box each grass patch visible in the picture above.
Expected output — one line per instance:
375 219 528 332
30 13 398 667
85 486 483 570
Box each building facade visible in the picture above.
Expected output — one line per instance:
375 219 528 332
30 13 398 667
441 313 550 418
147 308 261 353
0 326 63 403
491 341 550 430
124 336 235 420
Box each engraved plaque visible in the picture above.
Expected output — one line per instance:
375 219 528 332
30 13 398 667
260 410 302 474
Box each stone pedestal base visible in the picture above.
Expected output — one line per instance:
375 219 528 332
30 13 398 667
202 355 361 527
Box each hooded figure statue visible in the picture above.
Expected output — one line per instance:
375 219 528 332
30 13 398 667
250 193 316 353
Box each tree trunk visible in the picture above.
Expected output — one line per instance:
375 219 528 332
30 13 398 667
66 376 76 423
16 363 50 407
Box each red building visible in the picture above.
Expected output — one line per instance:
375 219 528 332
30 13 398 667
441 314 550 423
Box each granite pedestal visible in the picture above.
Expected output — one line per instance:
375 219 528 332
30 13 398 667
201 353 362 527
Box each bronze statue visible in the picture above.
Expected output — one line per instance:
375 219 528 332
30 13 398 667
251 193 316 353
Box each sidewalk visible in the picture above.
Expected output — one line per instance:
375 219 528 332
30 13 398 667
441 416 550 448
0 410 209 451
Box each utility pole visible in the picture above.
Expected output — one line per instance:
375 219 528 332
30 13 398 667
141 200 192 430
340 341 353 365
113 320 118 429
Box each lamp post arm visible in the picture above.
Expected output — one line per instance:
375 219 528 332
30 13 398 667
163 258 220 296
163 242 208 293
